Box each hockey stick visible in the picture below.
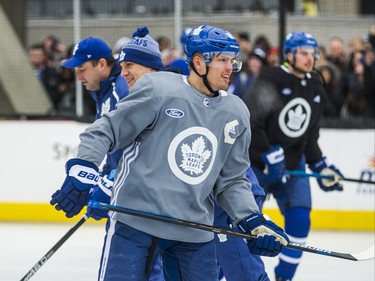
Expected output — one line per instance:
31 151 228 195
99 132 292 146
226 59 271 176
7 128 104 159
88 201 374 261
286 170 375 185
19 214 89 281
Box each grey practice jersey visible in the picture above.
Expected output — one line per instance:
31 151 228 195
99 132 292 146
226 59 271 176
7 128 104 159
78 71 259 242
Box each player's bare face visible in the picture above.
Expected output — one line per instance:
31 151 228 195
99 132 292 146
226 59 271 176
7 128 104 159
294 48 315 73
207 55 234 91
75 61 101 91
120 62 155 90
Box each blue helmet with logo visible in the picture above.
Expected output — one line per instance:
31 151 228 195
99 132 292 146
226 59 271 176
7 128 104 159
283 31 319 60
180 27 193 46
184 25 241 67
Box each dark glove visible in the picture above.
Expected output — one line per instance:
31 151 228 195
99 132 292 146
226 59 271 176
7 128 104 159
87 169 116 220
309 157 344 192
261 145 287 184
50 158 99 218
239 213 289 257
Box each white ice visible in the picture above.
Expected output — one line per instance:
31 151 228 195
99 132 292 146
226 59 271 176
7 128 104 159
1 222 374 281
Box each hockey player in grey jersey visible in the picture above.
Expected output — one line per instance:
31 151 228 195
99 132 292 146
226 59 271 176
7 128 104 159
50 25 289 281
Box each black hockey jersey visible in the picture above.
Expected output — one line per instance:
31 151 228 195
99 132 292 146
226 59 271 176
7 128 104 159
243 65 324 170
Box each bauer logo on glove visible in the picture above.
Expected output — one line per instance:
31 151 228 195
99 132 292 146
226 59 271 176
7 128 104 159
69 165 99 184
50 158 100 218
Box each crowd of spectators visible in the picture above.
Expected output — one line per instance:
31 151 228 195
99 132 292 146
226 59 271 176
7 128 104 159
28 35 96 119
315 30 375 120
28 24 375 121
226 25 375 121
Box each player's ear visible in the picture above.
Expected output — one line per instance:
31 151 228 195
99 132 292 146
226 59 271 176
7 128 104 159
286 52 294 63
98 58 108 69
192 54 204 70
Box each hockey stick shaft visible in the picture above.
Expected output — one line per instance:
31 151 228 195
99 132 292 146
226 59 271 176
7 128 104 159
20 214 89 281
89 201 374 261
286 170 375 184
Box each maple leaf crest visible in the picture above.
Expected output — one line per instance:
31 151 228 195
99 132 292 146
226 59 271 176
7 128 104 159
287 105 306 130
72 43 79 55
217 234 228 243
101 98 111 115
179 136 212 175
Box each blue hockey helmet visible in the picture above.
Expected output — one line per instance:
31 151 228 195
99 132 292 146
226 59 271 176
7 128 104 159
283 31 319 60
184 25 242 72
180 27 193 46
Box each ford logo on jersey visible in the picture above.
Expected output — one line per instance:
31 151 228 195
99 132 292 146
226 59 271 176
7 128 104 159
165 108 185 118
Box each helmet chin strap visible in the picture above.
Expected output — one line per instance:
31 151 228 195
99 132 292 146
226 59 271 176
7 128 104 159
190 62 217 95
284 61 307 75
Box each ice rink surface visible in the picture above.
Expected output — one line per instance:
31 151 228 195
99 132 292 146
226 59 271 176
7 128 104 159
1 221 374 281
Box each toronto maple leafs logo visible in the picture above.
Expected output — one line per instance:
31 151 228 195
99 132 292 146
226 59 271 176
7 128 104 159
168 127 218 185
119 50 126 62
180 136 212 175
217 233 228 243
72 43 79 56
279 97 311 138
101 98 111 116
192 25 204 36
286 104 306 130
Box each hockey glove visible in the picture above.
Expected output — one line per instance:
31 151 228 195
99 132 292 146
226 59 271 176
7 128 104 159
239 213 289 257
50 158 99 218
87 169 116 220
261 145 287 184
309 157 344 192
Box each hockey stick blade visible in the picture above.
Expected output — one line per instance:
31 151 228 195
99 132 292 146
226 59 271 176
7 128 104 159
351 244 375 261
286 170 375 185
286 242 375 261
89 201 374 261
19 214 89 281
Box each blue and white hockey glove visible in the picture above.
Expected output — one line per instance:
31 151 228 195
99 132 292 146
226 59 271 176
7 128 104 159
261 145 287 184
50 158 99 218
87 169 116 220
309 157 344 192
239 213 289 257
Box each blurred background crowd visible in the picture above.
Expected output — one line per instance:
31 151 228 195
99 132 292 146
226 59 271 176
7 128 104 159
1 0 374 125
26 23 375 123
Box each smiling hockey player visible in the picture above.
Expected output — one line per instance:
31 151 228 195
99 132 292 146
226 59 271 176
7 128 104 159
50 25 289 281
